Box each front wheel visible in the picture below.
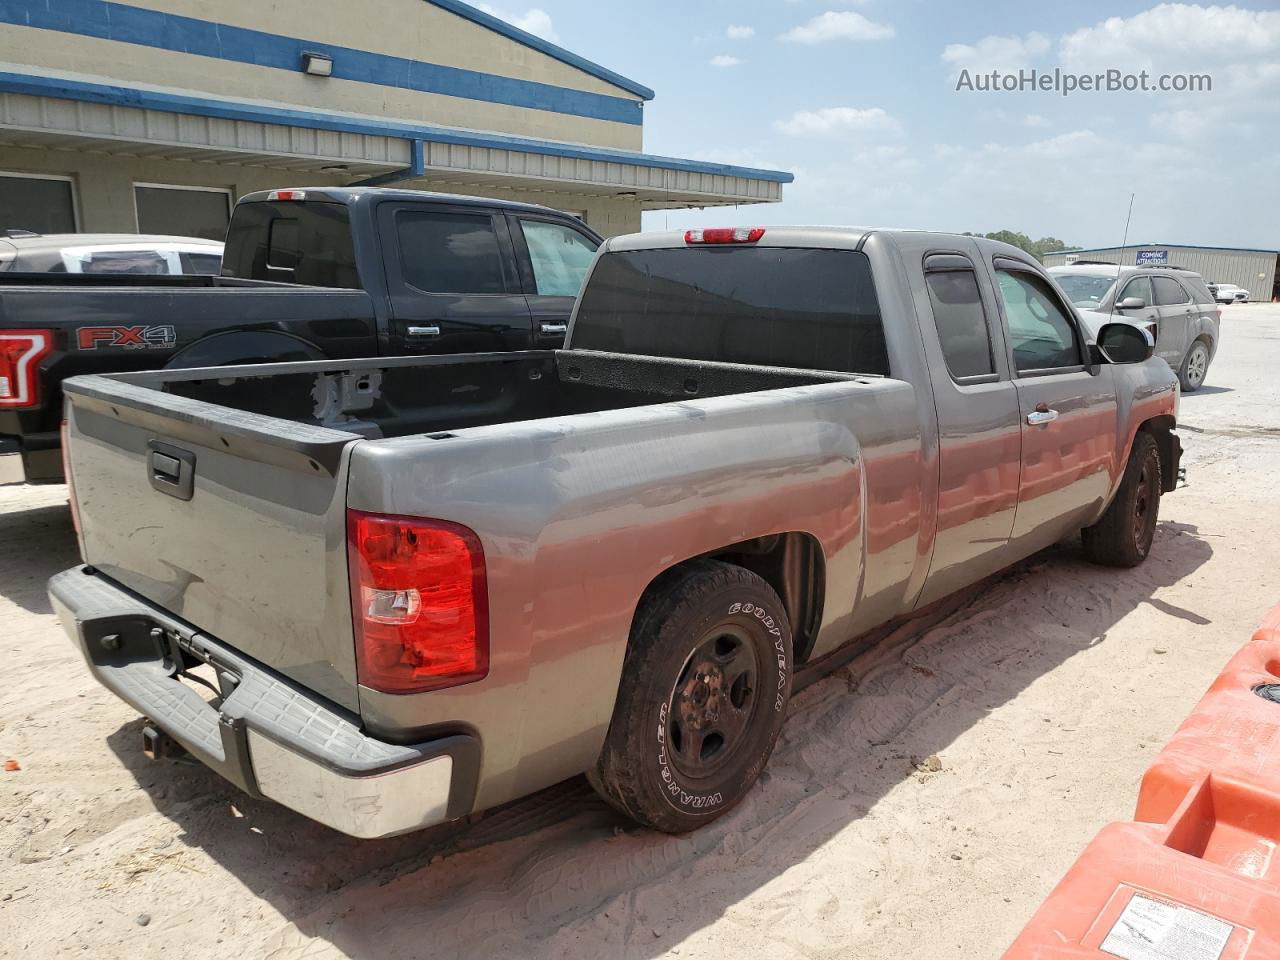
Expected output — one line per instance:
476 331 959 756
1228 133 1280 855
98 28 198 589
1082 432 1162 567
588 559 793 833
1179 340 1210 392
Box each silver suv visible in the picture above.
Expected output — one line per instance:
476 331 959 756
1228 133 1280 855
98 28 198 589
1049 263 1220 391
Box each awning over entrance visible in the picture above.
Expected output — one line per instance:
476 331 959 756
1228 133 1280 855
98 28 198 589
0 69 791 210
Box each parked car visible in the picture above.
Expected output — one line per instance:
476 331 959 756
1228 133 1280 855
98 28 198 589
1210 282 1249 304
1049 263 1219 391
0 231 223 276
0 188 601 483
51 227 1182 838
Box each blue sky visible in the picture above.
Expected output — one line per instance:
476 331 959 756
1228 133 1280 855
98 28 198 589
484 1 1279 249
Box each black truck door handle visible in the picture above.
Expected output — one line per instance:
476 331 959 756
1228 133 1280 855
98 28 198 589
148 441 196 501
540 323 568 336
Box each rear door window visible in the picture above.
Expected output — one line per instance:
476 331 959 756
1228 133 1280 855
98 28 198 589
395 211 508 294
1153 276 1190 305
923 255 995 379
572 247 888 375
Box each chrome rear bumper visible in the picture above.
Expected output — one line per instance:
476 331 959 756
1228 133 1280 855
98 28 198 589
48 566 479 838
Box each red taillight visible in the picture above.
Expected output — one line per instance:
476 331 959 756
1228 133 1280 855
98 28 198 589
267 189 307 201
685 227 765 245
0 330 53 408
347 510 489 694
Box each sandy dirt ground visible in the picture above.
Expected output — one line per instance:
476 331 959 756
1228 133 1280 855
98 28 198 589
2 303 1279 960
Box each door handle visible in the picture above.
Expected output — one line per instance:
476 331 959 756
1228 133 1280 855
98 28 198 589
539 323 568 336
406 325 441 337
1026 405 1059 426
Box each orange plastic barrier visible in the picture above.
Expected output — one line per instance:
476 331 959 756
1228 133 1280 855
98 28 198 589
1136 637 1280 826
1002 777 1280 958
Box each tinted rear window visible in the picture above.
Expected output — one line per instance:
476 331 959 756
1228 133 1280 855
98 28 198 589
222 201 359 288
572 247 888 375
395 210 507 294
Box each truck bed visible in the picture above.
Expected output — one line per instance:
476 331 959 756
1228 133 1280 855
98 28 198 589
89 349 852 439
60 351 859 714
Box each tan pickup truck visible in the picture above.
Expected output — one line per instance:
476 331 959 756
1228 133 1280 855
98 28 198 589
51 226 1180 837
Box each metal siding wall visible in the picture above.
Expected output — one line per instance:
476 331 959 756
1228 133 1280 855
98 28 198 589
1046 245 1277 300
0 17 645 150
116 0 646 100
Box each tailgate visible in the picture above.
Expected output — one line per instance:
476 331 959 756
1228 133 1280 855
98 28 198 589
62 373 363 711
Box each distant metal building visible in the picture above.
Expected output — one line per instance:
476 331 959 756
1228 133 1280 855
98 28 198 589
0 0 792 240
1043 243 1278 301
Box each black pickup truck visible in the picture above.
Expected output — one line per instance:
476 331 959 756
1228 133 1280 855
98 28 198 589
0 187 601 483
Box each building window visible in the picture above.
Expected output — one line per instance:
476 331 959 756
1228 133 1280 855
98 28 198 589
0 173 77 234
134 183 232 241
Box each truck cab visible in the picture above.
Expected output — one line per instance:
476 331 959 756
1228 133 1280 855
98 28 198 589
0 188 601 484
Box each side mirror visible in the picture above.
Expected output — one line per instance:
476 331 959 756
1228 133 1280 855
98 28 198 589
1095 322 1155 364
1115 297 1146 310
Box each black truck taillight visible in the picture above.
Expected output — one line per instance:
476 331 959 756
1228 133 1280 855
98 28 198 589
0 330 53 408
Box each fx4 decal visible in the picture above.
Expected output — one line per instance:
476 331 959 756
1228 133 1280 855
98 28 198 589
77 325 177 351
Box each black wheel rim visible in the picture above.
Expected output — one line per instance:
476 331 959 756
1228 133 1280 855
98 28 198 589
1133 459 1159 553
666 625 761 781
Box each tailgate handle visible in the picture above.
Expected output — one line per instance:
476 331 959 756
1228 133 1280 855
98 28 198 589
148 442 196 501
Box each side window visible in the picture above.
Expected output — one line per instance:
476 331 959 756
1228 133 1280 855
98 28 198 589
520 220 599 296
1120 276 1153 306
395 211 507 294
179 251 223 276
80 249 169 274
1152 276 1190 305
923 256 995 379
996 268 1082 373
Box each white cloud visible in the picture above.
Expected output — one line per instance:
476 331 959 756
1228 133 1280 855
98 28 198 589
726 25 755 40
941 32 1049 77
1060 3 1280 72
781 11 895 44
710 55 743 68
474 4 559 43
775 106 902 139
1024 113 1049 128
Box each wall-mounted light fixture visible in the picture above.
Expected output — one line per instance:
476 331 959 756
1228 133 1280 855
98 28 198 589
301 52 333 77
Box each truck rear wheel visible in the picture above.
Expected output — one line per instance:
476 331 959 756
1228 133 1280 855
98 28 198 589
589 559 793 833
1081 432 1162 568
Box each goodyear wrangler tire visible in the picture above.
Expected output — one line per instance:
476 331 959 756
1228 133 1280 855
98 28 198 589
588 559 793 833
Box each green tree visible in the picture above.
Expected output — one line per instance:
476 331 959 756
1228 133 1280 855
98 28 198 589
965 230 1081 263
